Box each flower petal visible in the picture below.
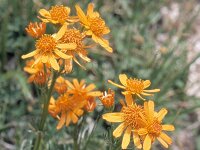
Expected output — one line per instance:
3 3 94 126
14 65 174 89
102 113 124 122
157 137 169 148
143 134 151 150
56 112 66 130
56 43 77 50
54 49 72 59
21 50 38 59
159 132 172 145
108 80 125 89
75 4 89 26
39 9 51 18
87 3 94 15
71 112 79 124
143 80 151 88
49 57 59 70
157 108 168 122
113 123 125 138
54 23 67 40
122 127 132 149
143 89 160 93
133 133 142 149
138 128 148 135
85 84 96 92
162 125 175 131
88 91 102 97
119 74 127 86
125 94 134 106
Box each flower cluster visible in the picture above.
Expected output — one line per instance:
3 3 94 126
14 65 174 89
103 74 175 150
22 3 112 75
22 3 112 129
49 78 101 129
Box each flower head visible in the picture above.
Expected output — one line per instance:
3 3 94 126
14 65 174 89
59 28 91 69
39 5 78 24
137 101 175 150
99 88 115 108
103 94 145 149
75 3 113 52
21 24 76 70
25 22 46 38
66 79 101 110
108 74 160 100
48 94 85 130
24 59 50 86
54 77 68 94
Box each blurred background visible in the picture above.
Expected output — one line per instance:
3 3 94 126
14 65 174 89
0 0 200 149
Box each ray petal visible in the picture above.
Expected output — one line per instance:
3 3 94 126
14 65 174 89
122 127 132 149
162 125 175 131
113 123 125 138
102 113 124 122
54 23 67 40
21 50 38 59
119 74 128 86
54 49 72 59
157 108 168 121
133 133 142 149
143 134 151 150
49 57 59 70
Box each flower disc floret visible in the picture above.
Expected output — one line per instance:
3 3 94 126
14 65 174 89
50 5 69 23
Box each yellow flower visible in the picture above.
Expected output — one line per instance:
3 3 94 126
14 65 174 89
24 59 50 85
137 101 175 150
99 88 115 108
21 24 76 70
48 94 85 130
108 74 160 100
38 5 78 24
102 94 145 149
75 3 113 52
25 22 46 38
58 28 91 69
54 77 68 94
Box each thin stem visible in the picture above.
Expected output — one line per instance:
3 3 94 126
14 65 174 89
33 71 59 150
73 124 79 150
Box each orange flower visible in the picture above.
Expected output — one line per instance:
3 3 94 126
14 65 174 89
54 77 68 94
66 79 101 109
21 24 76 70
108 74 160 100
99 88 115 108
66 79 102 98
24 59 50 86
137 101 175 150
25 22 46 38
75 3 113 52
58 28 91 69
102 94 144 149
48 94 85 130
38 5 78 24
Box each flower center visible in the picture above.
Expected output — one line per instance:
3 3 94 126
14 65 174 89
126 78 144 94
147 120 162 137
88 17 105 37
56 94 74 111
59 29 86 54
122 105 144 129
36 35 56 52
49 5 69 23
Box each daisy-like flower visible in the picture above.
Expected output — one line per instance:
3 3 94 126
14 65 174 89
66 79 102 108
102 94 145 149
99 88 115 108
38 5 78 25
137 101 175 150
24 59 50 86
75 3 113 53
66 79 102 99
108 74 160 100
58 28 91 69
54 77 68 94
25 22 46 38
48 94 85 130
21 24 76 70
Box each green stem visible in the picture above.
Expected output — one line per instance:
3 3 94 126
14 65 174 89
33 71 59 150
73 124 79 150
